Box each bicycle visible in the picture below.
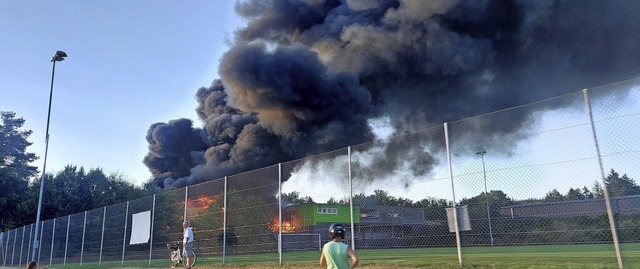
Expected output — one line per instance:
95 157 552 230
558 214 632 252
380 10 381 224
167 242 197 268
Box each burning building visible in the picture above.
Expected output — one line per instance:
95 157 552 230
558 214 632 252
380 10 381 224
275 202 427 249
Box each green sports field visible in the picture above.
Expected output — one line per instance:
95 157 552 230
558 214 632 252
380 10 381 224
39 243 640 269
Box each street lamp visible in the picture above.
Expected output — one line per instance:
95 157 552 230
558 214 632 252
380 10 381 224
32 51 67 261
476 150 494 247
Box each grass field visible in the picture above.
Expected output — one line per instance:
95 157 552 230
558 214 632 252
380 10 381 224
22 243 640 269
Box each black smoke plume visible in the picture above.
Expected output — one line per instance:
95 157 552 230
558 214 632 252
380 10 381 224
145 0 640 189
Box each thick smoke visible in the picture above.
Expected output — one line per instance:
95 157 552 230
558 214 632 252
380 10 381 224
145 0 640 188
143 119 207 187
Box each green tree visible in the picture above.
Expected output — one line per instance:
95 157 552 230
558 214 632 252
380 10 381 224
544 189 564 202
27 165 147 221
566 187 585 200
326 193 366 205
414 197 450 208
372 189 394 204
0 112 39 230
592 181 604 198
414 197 451 220
280 191 314 205
100 171 148 205
604 169 640 197
459 190 513 218
347 190 416 207
333 193 367 205
370 189 405 206
581 186 594 199
328 191 450 209
351 193 367 205
326 197 340 204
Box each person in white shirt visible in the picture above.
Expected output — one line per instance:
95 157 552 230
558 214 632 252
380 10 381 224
183 221 194 268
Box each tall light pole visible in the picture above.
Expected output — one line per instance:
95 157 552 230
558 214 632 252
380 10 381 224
32 51 67 261
476 150 494 247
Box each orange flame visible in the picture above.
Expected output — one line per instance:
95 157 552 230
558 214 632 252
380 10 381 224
270 217 302 233
187 195 219 209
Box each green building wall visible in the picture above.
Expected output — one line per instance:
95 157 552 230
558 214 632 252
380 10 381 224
292 203 360 226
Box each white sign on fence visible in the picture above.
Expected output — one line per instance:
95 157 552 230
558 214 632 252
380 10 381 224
130 211 151 245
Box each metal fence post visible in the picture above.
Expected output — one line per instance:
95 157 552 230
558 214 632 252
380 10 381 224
278 163 283 266
445 122 463 267
19 226 25 266
80 211 87 265
38 221 43 264
149 194 156 266
64 215 70 265
223 176 228 264
348 146 355 249
184 186 189 223
10 228 16 266
2 231 6 266
99 206 106 265
583 88 624 269
49 218 55 266
122 201 129 265
26 224 33 263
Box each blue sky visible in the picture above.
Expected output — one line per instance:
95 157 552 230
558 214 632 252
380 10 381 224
0 1 244 185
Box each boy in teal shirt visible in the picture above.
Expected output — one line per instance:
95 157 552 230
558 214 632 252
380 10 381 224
320 223 359 269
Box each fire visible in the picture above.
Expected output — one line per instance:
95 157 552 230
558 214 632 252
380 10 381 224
187 195 218 209
270 217 302 233
197 196 215 207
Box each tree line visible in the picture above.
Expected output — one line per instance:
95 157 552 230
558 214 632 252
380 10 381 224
541 170 640 202
283 168 640 211
1 112 148 231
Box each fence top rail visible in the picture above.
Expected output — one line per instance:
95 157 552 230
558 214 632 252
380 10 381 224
504 194 640 209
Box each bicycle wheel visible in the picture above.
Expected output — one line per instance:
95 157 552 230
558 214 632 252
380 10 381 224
189 250 197 267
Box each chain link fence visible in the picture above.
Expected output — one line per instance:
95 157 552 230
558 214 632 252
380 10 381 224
2 77 640 268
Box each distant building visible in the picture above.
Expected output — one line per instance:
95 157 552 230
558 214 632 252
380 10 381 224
277 203 358 251
356 204 426 248
280 203 427 249
499 195 640 218
279 203 360 234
